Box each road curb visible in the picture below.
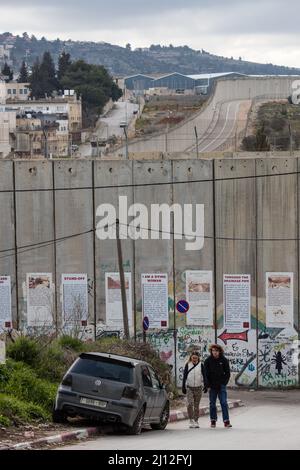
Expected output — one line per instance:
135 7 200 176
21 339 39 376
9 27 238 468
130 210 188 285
169 399 244 422
0 399 244 450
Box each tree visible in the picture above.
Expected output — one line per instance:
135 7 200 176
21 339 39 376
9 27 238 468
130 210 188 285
1 62 13 82
61 60 123 126
125 43 132 51
30 52 59 99
58 51 72 82
29 59 43 98
111 82 123 102
18 60 29 82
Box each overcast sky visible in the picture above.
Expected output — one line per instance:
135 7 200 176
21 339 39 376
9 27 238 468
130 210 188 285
1 0 300 67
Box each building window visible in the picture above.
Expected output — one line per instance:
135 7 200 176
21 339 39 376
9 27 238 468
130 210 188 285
13 89 16 95
8 89 11 94
20 89 23 94
24 89 28 94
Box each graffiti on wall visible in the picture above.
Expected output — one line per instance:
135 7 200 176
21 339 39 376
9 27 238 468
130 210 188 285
176 326 215 386
146 330 175 369
258 327 299 387
217 327 257 387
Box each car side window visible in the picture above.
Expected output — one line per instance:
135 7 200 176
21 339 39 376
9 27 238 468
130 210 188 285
149 368 161 390
141 366 153 388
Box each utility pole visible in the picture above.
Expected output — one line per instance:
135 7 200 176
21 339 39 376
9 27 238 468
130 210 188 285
123 126 129 159
97 136 99 158
42 127 48 159
69 133 73 158
288 121 293 155
116 219 130 339
194 126 199 158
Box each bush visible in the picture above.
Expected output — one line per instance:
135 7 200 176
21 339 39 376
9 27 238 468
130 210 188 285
0 414 11 427
7 337 39 366
35 342 77 383
4 366 57 411
0 394 48 425
58 335 84 352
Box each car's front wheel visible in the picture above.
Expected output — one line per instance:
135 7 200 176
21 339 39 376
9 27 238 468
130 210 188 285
150 401 170 431
125 407 145 435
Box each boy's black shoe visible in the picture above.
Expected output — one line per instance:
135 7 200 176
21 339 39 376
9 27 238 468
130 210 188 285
211 420 216 428
224 421 232 428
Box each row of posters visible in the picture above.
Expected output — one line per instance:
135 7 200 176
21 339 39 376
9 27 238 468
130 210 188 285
223 272 294 329
0 271 295 330
0 274 89 328
27 273 89 327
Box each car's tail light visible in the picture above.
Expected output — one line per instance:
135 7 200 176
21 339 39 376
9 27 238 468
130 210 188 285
62 374 72 386
122 386 139 399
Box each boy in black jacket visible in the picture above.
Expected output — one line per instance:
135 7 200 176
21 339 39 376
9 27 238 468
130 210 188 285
204 344 232 428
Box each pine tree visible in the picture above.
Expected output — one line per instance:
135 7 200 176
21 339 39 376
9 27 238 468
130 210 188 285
30 52 59 99
1 62 13 82
39 51 59 96
18 60 29 83
29 58 43 98
58 51 72 82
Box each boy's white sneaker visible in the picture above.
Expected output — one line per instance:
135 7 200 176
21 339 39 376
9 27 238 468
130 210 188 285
189 420 195 428
194 421 200 428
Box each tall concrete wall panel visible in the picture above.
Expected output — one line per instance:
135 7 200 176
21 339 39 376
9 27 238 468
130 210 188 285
0 161 16 325
14 161 55 327
133 161 174 333
173 159 215 384
215 159 257 387
94 160 134 331
256 158 299 387
54 161 94 327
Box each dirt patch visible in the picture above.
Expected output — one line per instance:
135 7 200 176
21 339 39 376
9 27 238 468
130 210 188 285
135 95 207 136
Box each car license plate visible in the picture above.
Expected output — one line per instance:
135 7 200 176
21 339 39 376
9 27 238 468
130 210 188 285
80 397 107 408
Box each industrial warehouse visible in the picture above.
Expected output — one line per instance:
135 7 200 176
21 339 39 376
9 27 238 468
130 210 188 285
124 71 247 95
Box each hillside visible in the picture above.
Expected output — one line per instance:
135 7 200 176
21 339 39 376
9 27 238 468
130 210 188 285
2 32 300 77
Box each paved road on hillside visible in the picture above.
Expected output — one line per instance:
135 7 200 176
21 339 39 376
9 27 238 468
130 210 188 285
114 98 247 157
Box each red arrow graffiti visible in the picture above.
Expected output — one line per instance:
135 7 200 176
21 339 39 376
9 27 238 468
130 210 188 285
218 330 249 346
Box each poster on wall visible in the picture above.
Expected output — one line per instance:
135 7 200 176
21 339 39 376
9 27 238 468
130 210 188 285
223 274 251 330
62 274 88 325
105 273 133 329
142 274 169 329
0 276 12 329
266 273 294 328
26 273 54 327
186 271 214 326
0 340 5 364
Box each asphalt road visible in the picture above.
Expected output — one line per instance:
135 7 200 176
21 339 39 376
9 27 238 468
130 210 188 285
59 390 300 450
77 100 139 157
96 101 139 140
114 98 247 156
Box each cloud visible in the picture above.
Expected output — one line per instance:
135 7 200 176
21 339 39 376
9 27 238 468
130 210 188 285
0 0 300 67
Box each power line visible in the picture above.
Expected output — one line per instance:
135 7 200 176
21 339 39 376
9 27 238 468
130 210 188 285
0 217 299 262
0 168 300 193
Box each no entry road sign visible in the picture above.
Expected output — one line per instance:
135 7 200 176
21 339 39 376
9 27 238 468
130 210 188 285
143 316 150 331
176 300 190 314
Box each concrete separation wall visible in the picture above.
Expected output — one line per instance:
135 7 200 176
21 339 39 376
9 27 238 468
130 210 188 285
0 157 299 389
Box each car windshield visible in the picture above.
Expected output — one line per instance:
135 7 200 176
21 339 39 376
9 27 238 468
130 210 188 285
71 357 134 384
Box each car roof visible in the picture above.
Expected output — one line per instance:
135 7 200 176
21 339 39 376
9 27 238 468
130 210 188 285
80 352 148 367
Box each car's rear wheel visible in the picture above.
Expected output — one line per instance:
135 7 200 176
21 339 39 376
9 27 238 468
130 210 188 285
150 401 170 430
125 407 145 435
52 408 68 424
